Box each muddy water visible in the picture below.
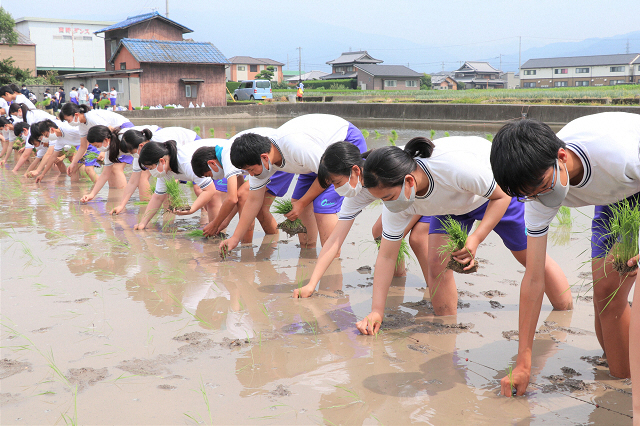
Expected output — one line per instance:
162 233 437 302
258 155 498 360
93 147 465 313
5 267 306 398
0 122 632 425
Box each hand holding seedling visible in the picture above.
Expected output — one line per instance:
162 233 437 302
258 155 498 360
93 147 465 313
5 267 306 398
203 220 221 237
172 208 194 216
452 233 480 270
293 284 315 298
626 254 640 276
356 311 383 335
80 193 94 203
110 205 125 215
284 200 303 221
219 236 239 257
500 365 529 396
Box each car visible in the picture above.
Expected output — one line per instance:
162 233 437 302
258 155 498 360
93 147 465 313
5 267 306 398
233 80 272 101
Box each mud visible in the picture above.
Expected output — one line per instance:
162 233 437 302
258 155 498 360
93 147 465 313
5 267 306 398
66 367 109 392
277 219 307 236
0 359 32 379
542 375 597 393
481 290 506 298
612 260 638 275
489 300 504 309
446 257 479 274
581 355 609 368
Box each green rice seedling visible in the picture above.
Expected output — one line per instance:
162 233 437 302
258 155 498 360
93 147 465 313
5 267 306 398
375 237 413 268
164 179 190 213
603 198 640 274
485 133 494 142
556 206 573 226
225 132 230 138
387 135 396 146
506 365 516 397
438 216 478 274
12 136 25 150
444 131 450 137
63 145 76 162
209 128 215 137
430 129 436 140
374 130 381 139
361 129 369 139
317 385 364 410
271 198 307 236
391 129 398 140
193 126 201 136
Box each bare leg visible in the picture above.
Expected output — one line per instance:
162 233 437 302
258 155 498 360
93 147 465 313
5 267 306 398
108 162 127 189
295 200 318 248
427 232 458 316
138 170 151 201
84 165 97 182
630 273 640 424
257 191 278 234
409 221 430 285
314 212 338 247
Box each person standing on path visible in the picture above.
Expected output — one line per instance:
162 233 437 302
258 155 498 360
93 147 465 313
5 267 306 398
92 84 101 109
78 84 89 106
110 87 117 111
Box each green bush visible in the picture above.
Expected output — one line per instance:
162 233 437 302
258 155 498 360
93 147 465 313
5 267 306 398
303 78 356 90
226 82 241 92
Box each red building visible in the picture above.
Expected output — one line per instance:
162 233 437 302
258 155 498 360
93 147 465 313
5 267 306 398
62 12 228 107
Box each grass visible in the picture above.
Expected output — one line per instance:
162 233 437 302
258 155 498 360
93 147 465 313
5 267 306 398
549 206 574 246
602 198 640 274
506 365 515 397
444 131 450 137
271 199 306 236
374 130 381 139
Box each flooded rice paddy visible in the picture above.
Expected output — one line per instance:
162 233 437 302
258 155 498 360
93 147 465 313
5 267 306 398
0 119 632 424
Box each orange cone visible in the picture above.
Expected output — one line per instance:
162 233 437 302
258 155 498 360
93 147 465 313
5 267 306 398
128 100 133 111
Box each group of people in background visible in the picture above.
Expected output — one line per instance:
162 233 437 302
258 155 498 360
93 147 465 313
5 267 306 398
2 88 640 418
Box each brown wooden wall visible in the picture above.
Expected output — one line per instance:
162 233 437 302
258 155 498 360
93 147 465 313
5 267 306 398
140 63 226 106
113 48 141 71
128 20 183 42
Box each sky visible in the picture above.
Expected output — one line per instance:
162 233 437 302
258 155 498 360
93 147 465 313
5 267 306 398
4 0 640 73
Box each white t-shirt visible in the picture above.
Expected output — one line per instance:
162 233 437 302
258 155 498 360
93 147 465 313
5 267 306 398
0 97 8 115
15 93 36 111
150 127 198 145
79 110 131 138
338 188 378 220
24 109 53 126
110 90 117 99
154 144 213 195
53 121 82 151
247 114 350 190
101 125 162 169
525 112 640 237
381 136 497 241
70 90 78 100
192 138 243 180
78 87 88 101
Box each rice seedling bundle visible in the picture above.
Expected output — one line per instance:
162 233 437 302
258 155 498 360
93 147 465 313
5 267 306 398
271 199 307 236
603 198 639 274
165 179 191 213
438 216 478 274
12 136 25 150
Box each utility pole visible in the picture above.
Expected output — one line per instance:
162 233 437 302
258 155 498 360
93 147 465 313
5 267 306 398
297 47 302 78
518 36 522 74
166 0 169 18
499 54 503 72
441 61 444 72
626 39 630 54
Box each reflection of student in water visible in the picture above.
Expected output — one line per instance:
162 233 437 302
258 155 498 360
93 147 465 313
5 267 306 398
356 137 572 336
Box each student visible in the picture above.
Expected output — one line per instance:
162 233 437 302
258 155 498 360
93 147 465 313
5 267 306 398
110 87 117 111
20 84 29 98
355 137 572 335
11 83 37 110
69 87 79 105
9 103 52 127
92 84 101 108
293 141 429 298
78 84 89 106
190 128 295 241
13 122 55 175
0 85 36 111
26 120 70 178
219 114 366 254
489 112 640 397
134 141 218 230
0 88 8 116
58 87 66 104
0 116 12 164
58 102 133 176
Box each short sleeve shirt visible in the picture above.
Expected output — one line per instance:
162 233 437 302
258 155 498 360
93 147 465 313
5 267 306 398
79 110 131 138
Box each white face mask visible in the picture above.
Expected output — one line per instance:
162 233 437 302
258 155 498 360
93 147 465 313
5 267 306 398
68 115 81 127
254 155 272 180
97 145 109 152
334 170 362 198
148 160 167 179
383 178 416 213
41 136 49 143
537 162 570 209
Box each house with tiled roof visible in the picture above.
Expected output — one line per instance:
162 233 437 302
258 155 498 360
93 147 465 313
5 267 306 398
62 12 228 107
355 64 421 90
226 56 284 82
520 53 640 88
454 61 505 89
322 51 383 80
0 29 36 77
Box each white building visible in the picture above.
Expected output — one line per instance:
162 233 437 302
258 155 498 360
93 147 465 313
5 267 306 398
15 17 115 75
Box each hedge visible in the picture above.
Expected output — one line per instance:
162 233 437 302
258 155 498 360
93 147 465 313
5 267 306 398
302 78 357 90
226 82 241 92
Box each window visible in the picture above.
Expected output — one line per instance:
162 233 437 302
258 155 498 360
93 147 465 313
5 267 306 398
384 80 397 87
185 84 198 98
554 68 568 74
523 70 536 75
63 35 72 40
120 62 126 70
522 82 536 88
250 65 257 72
554 81 568 87
575 81 589 86
610 66 624 72
610 80 626 85
272 66 277 72
576 68 589 73
110 39 117 54
347 66 354 72
405 80 417 87
256 81 270 89
237 65 246 71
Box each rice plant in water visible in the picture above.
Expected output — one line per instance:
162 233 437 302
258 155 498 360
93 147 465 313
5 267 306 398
438 216 478 274
375 237 413 269
444 131 450 137
271 199 307 236
165 179 190 212
603 198 640 274
209 128 215 137
430 129 436 140
193 126 201 136
388 129 398 146
361 129 369 139
485 133 494 142
374 130 381 139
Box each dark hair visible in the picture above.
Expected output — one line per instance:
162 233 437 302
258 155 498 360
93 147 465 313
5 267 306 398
9 83 20 93
490 119 565 197
59 102 89 120
139 141 179 173
120 128 153 154
0 85 11 97
229 133 271 169
317 141 364 189
31 119 58 141
9 103 29 122
363 137 434 189
191 146 219 177
14 122 29 137
0 116 11 127
87 125 121 164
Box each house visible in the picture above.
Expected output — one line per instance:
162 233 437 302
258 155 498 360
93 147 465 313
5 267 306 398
454 61 505 89
226 56 284 82
61 12 228 108
500 72 519 89
431 75 457 90
15 17 114 75
355 65 421 91
0 29 36 77
285 70 328 82
520 54 640 88
322 50 382 80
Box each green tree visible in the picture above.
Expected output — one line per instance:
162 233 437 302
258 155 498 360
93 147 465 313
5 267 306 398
255 65 275 81
0 7 18 45
0 57 32 85
456 80 465 90
420 73 431 90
